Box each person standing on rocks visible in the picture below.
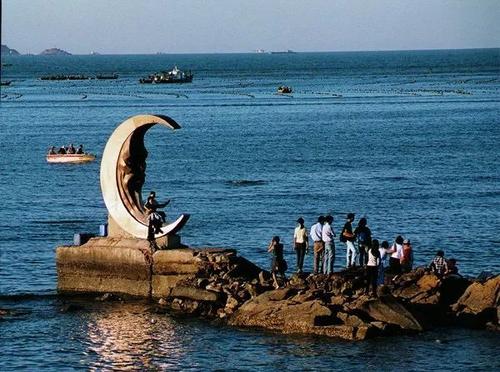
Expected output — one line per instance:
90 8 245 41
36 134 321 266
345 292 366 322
341 213 357 268
377 240 390 285
400 239 414 273
366 239 381 296
310 216 325 274
268 236 287 288
322 215 336 274
387 235 404 275
293 217 309 273
354 217 372 267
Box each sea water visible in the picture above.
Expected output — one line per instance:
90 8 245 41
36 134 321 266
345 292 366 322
0 50 499 370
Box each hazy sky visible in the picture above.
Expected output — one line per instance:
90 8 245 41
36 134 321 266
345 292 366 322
2 0 499 54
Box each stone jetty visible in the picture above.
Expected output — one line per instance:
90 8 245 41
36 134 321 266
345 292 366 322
56 240 499 341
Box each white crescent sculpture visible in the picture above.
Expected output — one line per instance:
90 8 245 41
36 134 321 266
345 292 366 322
100 114 189 239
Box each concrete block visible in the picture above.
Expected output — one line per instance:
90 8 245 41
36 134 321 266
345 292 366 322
152 274 192 298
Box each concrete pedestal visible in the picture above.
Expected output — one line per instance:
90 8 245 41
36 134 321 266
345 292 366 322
57 237 232 298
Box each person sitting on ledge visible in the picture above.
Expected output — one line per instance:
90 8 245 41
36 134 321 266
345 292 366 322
144 191 170 239
429 250 448 277
268 236 287 289
445 258 461 277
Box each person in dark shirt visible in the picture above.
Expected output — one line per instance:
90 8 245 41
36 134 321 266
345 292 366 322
57 146 66 154
268 236 287 288
67 144 76 154
48 146 56 155
446 258 461 277
342 213 357 267
144 191 170 241
76 144 84 154
354 217 372 266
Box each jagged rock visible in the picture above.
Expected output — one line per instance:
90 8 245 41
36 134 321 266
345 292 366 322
330 295 346 306
224 296 240 314
205 283 223 293
349 295 423 331
452 275 499 327
337 312 365 327
267 288 298 301
417 274 441 292
230 297 333 329
169 286 222 302
158 298 167 306
288 273 308 289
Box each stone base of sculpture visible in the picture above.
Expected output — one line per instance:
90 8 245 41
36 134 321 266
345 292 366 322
56 237 235 298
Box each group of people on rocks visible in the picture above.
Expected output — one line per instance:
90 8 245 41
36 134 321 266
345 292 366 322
48 144 85 155
267 213 460 293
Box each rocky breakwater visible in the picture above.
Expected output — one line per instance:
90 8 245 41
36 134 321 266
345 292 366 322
156 261 499 341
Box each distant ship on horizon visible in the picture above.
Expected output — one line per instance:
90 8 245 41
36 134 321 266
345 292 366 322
270 49 297 54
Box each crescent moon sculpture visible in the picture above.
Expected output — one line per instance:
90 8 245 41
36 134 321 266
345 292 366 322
100 114 189 239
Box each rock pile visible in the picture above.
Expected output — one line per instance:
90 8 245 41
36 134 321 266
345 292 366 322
155 251 499 341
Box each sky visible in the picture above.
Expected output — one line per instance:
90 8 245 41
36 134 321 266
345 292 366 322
2 0 500 54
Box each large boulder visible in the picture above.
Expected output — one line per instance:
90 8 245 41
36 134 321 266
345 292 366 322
348 295 423 331
229 289 378 340
452 275 499 328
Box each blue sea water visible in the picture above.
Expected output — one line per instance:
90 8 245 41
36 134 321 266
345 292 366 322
0 49 499 370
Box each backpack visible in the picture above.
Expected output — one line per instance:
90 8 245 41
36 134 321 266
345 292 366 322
357 230 367 244
339 228 347 242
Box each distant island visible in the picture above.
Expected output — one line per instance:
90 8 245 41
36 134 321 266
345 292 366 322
40 48 72 56
1 45 21 56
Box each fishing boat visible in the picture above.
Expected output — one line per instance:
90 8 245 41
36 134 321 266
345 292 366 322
46 153 96 164
277 86 292 94
139 66 193 84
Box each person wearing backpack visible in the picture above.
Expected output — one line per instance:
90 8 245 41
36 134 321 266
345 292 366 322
341 213 357 268
354 217 372 267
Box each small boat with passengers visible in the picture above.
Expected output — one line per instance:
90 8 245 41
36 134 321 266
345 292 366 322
139 66 193 84
46 153 96 164
46 145 96 164
277 86 292 94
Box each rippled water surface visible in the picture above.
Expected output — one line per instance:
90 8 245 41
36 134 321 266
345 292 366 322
1 50 499 369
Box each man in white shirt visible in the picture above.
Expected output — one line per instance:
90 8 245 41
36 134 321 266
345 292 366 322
310 216 325 274
322 215 336 274
293 217 309 273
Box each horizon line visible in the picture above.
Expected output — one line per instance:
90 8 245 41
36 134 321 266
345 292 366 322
3 46 500 57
